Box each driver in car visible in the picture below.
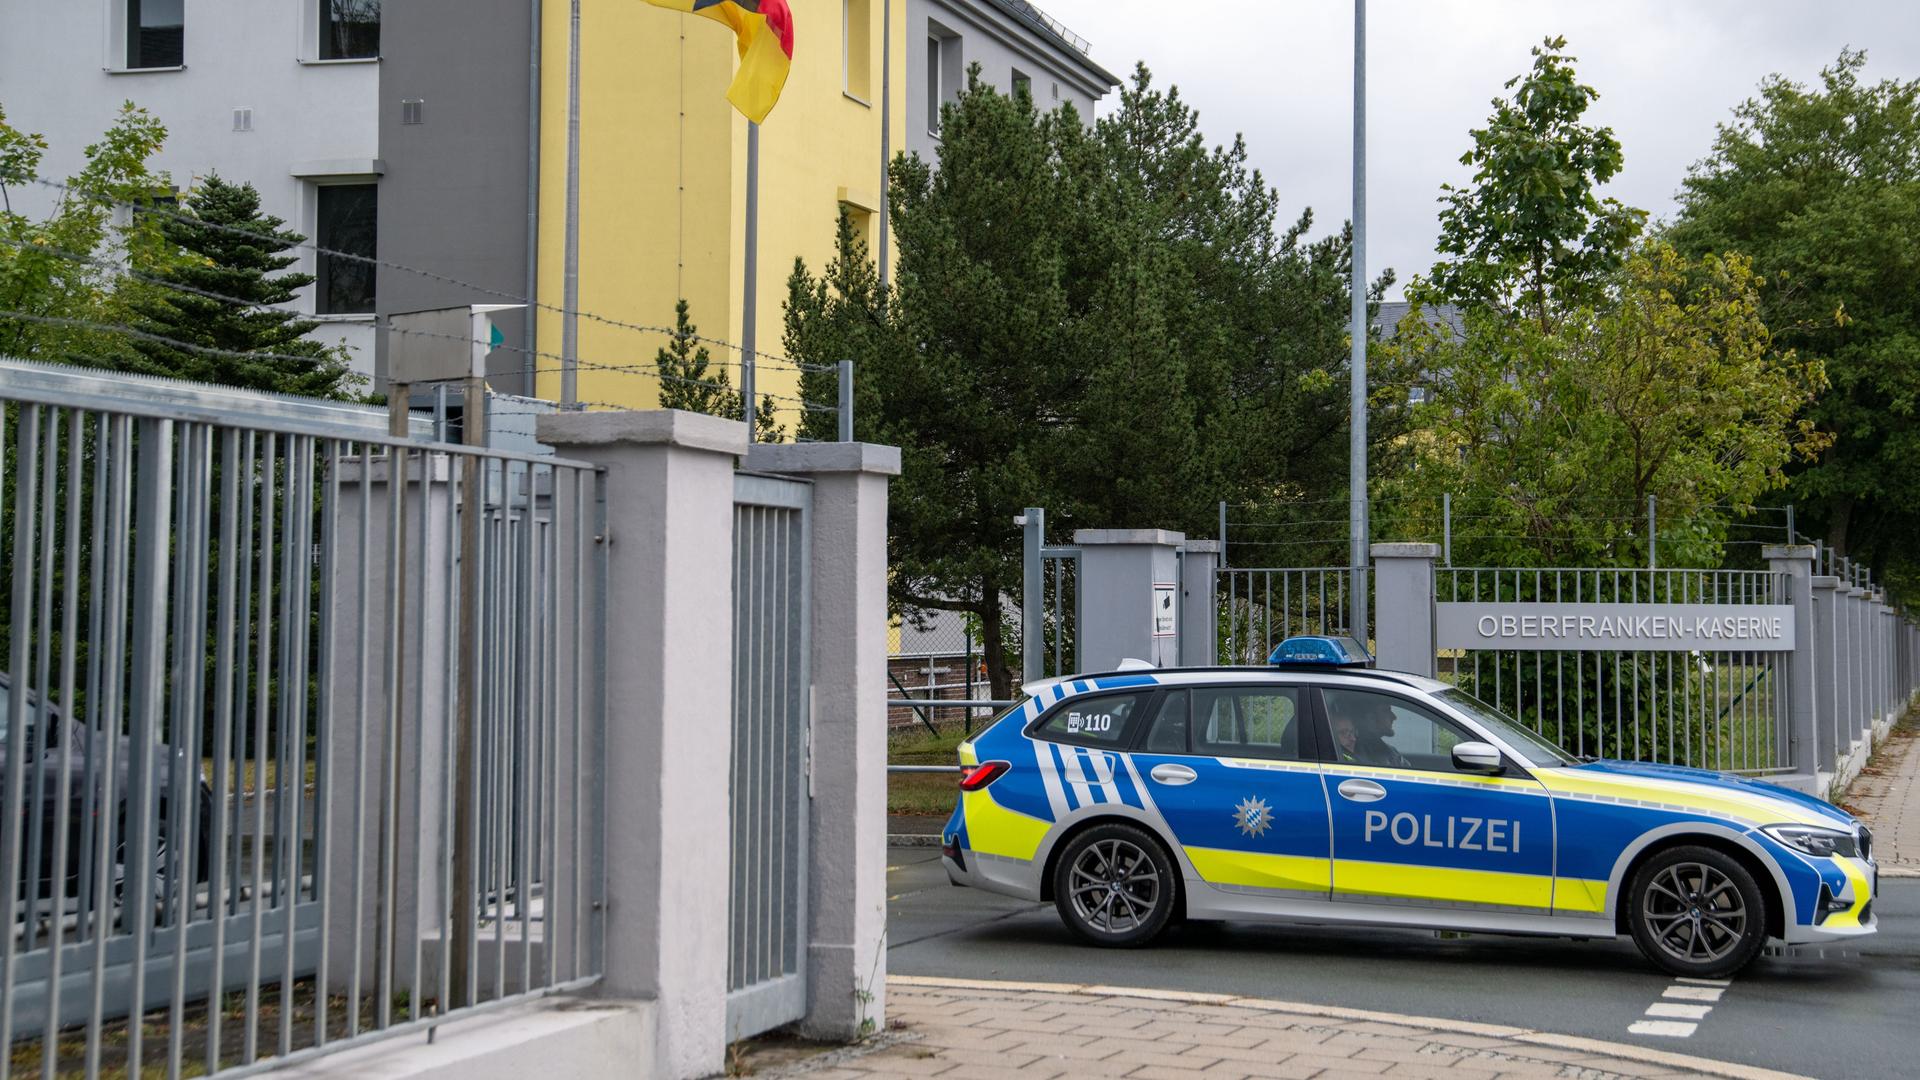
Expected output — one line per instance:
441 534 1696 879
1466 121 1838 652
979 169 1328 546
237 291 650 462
1347 698 1410 768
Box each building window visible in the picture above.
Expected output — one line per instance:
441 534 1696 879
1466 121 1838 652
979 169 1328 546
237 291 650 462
840 203 875 257
1012 69 1031 100
843 0 871 100
315 184 377 315
926 36 941 133
320 0 381 60
927 26 961 135
126 0 184 69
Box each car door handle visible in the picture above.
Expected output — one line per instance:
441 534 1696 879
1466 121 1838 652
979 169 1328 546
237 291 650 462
1149 763 1197 786
1337 779 1387 803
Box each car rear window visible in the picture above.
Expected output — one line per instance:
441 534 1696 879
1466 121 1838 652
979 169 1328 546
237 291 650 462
1033 691 1153 748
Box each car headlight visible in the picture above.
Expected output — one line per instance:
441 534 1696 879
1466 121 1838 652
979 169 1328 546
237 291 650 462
1761 823 1859 859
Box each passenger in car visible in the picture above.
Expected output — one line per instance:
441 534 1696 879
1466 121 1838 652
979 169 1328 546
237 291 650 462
1331 713 1362 763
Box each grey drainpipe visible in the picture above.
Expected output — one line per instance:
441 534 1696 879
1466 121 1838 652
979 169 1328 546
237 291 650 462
523 0 543 393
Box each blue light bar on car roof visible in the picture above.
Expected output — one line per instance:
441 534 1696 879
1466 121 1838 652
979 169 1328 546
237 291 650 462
1267 635 1374 667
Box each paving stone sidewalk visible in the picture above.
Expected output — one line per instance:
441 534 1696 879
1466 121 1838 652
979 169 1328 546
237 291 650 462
1843 709 1920 868
767 978 1802 1080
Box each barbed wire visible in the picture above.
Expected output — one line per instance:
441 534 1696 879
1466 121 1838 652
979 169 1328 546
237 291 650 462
0 235 837 414
21 173 839 374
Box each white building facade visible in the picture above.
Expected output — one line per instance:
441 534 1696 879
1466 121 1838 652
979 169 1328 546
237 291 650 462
0 0 384 377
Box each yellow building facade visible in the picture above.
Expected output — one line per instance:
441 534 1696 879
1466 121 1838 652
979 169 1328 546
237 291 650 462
532 1 906 419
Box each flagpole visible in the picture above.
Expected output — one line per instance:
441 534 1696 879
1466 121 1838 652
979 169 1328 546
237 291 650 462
742 119 759 442
879 0 892 290
561 0 582 405
1348 0 1368 640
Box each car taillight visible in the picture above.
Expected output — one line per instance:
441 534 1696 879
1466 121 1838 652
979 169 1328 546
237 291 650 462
959 761 1010 791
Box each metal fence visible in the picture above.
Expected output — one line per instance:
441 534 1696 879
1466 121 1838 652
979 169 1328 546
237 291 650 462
1217 566 1369 665
0 372 605 1077
1438 568 1790 772
727 475 811 1041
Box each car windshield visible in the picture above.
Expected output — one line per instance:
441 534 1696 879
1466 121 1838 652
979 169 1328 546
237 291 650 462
978 693 1032 736
0 692 26 744
1435 688 1577 768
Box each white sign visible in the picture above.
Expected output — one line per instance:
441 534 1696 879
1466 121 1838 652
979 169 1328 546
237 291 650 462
1153 583 1178 638
1435 603 1796 652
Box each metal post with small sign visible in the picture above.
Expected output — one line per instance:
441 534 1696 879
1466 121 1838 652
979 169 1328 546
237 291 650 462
385 304 517 1006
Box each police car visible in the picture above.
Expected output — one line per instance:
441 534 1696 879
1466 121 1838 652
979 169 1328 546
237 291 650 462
940 637 1876 977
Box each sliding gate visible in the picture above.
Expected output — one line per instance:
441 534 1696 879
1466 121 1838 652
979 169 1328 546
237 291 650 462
726 474 813 1040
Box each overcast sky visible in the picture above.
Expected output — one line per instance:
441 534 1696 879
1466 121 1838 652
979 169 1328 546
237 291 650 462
1035 0 1920 299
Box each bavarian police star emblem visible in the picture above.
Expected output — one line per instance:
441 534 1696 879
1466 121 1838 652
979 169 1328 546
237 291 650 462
1232 796 1272 838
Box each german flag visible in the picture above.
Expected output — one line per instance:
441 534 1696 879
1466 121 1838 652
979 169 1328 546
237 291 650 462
645 0 795 124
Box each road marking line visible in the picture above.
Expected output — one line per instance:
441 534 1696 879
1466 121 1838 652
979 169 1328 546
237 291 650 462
1646 1002 1713 1020
1664 985 1726 1002
1676 977 1732 986
1630 1019 1700 1038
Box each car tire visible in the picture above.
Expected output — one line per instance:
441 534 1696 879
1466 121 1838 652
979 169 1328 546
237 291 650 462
1626 845 1769 978
1052 823 1176 948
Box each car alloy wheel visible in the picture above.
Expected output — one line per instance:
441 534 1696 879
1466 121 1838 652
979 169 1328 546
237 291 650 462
1628 846 1767 978
1053 823 1176 947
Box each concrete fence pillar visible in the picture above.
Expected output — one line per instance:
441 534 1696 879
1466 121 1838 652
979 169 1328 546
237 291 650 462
744 442 900 1041
1073 530 1187 670
1178 541 1222 667
1765 546 1816 790
1809 575 1839 782
537 410 748 1080
1370 543 1439 678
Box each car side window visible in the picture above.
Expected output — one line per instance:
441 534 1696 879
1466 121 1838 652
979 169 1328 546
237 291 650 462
1138 689 1190 754
1322 688 1477 773
1191 687 1309 761
1033 691 1151 749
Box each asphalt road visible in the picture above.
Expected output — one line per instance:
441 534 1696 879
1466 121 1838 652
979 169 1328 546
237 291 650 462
887 845 1920 1079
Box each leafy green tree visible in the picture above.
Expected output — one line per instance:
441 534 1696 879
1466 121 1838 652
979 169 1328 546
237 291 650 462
1387 243 1827 566
0 101 171 362
655 296 783 440
786 66 1399 696
1669 49 1920 595
116 174 358 397
1424 36 1644 331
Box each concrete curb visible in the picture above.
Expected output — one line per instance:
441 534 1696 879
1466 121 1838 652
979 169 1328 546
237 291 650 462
890 975 1811 1080
887 833 942 847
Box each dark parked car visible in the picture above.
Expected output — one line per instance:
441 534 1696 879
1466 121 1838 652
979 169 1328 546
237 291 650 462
3 674 212 915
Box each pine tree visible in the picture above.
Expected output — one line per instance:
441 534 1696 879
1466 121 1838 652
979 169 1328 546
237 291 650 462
655 297 784 441
118 174 357 398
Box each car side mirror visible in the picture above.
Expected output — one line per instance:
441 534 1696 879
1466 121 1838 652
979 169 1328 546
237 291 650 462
1451 741 1504 774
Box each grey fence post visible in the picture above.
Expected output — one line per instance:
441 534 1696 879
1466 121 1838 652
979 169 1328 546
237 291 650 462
326 454 455 994
1021 508 1045 682
1810 574 1839 786
1881 601 1898 739
744 442 900 1040
1073 529 1187 671
1765 546 1816 792
1370 543 1439 678
1836 587 1862 786
536 409 748 1080
1178 540 1221 667
1849 587 1871 750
